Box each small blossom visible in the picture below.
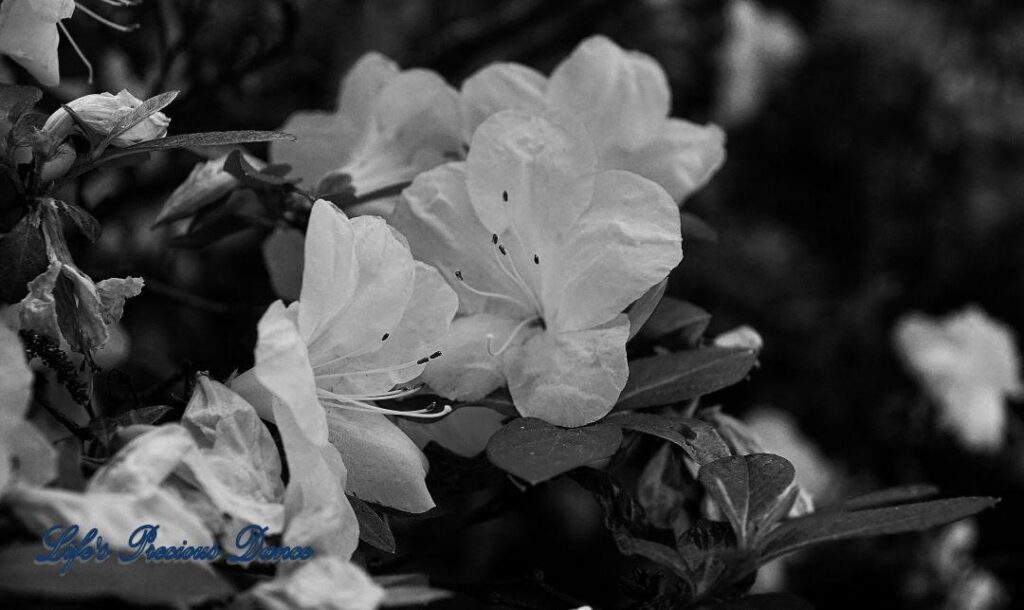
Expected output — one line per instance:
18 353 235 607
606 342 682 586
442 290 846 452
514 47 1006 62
0 0 75 86
713 324 764 351
232 199 458 513
894 306 1023 452
393 110 682 427
42 89 170 147
460 35 725 204
270 53 463 207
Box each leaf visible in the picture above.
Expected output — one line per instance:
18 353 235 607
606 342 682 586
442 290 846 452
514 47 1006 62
618 536 692 581
823 484 939 513
640 297 711 344
760 496 1000 563
349 495 396 554
98 90 179 151
568 468 647 541
57 201 101 242
616 347 757 411
676 520 750 597
485 417 622 485
223 149 294 188
680 211 719 243
698 454 798 549
609 412 730 466
0 543 234 606
92 130 296 165
627 279 667 340
171 190 265 250
0 213 47 303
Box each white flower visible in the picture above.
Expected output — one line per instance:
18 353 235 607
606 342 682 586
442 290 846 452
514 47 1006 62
43 89 170 147
270 53 463 205
243 556 384 610
0 0 74 86
233 199 458 513
460 35 725 204
393 110 682 427
894 306 1023 452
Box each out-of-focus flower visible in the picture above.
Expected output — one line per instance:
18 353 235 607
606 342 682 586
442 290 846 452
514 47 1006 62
233 200 458 514
0 322 57 497
715 0 806 127
154 152 266 226
460 35 725 205
42 89 170 147
393 110 681 427
0 0 74 86
242 556 385 610
893 306 1023 452
714 324 764 351
270 52 463 205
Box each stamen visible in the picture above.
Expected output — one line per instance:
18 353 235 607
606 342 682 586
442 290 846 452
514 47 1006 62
341 384 425 401
498 244 507 255
74 3 140 32
491 240 543 314
321 395 452 419
533 254 540 264
454 270 526 308
313 352 440 378
502 191 509 202
58 22 94 84
486 316 540 356
381 333 389 341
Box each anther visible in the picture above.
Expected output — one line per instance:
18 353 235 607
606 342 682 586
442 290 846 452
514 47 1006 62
455 270 464 281
533 254 540 264
416 357 429 365
381 333 389 341
430 351 442 359
498 245 507 255
502 191 508 202
492 234 499 244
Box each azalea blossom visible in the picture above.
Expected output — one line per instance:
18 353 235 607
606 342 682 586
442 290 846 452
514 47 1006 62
43 89 170 147
242 556 385 610
270 52 463 205
232 199 458 513
894 306 1023 452
392 110 682 427
460 35 725 205
0 0 74 86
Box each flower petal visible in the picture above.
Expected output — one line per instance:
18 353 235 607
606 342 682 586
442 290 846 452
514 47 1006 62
7 421 57 487
421 313 533 402
460 62 548 141
337 52 402 128
325 408 433 513
0 322 32 429
323 261 457 397
549 170 682 332
601 118 726 203
547 35 670 152
0 0 73 86
305 214 416 365
466 110 596 252
392 163 533 318
263 226 305 302
503 315 630 427
244 556 384 610
254 300 329 445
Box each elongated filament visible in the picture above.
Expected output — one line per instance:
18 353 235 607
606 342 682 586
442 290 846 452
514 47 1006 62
313 351 440 378
319 391 452 419
487 316 540 356
454 270 525 308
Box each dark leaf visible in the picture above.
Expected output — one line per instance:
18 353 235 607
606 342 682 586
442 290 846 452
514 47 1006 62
0 213 47 303
822 484 939 513
618 536 692 581
627 279 667 340
760 496 1000 563
349 495 396 554
616 347 757 411
485 417 622 485
0 544 234 605
223 149 294 188
609 412 730 466
699 454 798 549
680 211 719 243
57 201 101 242
569 468 647 541
676 520 750 597
640 297 711 344
98 91 179 151
171 190 265 250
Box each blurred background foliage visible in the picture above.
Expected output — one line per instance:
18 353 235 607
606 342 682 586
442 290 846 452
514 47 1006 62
6 0 1024 607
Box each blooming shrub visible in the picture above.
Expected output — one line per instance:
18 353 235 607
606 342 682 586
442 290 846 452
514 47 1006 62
0 5 1008 609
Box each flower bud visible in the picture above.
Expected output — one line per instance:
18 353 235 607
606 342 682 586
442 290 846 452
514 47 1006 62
713 324 764 351
42 89 169 147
